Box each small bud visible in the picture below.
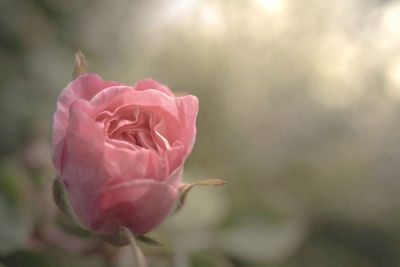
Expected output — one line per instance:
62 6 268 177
72 50 87 79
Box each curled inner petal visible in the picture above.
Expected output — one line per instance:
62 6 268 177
95 106 172 153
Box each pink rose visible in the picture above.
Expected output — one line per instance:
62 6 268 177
51 74 198 236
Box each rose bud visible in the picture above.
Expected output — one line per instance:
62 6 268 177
51 74 198 236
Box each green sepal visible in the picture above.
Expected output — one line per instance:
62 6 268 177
137 235 163 246
52 176 72 219
98 227 130 247
98 227 163 247
52 176 88 232
173 178 226 214
54 212 92 238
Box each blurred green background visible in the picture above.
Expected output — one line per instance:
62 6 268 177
1 0 400 266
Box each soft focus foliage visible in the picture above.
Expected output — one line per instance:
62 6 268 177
1 0 400 266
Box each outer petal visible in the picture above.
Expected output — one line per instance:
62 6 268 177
91 168 182 235
52 74 125 170
133 79 175 97
176 94 199 158
60 100 112 228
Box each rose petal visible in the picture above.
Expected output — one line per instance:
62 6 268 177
104 142 166 183
91 168 182 235
176 94 199 157
52 74 124 169
133 79 175 97
61 103 112 228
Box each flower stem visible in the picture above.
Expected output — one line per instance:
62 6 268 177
122 227 148 267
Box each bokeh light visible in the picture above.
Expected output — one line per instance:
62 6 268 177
256 0 284 13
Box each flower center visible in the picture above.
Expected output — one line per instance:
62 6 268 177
96 107 159 151
95 106 172 152
107 118 155 149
